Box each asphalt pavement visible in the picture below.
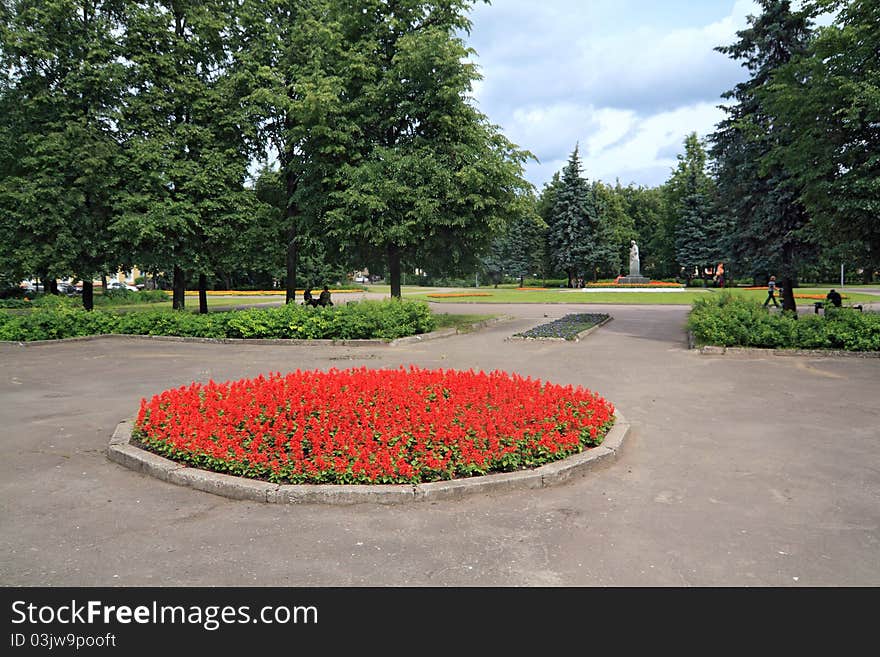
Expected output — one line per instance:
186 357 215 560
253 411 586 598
1 301 878 586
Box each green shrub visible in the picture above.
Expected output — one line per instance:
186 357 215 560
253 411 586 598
688 293 880 351
0 298 436 342
521 278 570 288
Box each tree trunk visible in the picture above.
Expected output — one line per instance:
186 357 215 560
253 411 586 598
49 279 59 295
172 265 186 310
283 133 299 305
100 273 107 295
198 273 208 314
82 281 94 311
781 244 797 314
388 244 402 299
286 226 297 304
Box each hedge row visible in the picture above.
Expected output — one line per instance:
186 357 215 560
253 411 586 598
0 299 435 342
687 293 880 351
0 289 168 308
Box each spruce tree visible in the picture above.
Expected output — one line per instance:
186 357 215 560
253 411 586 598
668 133 724 285
709 0 815 311
546 145 612 286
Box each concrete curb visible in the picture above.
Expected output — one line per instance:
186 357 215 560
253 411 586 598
107 411 630 505
696 345 880 358
507 314 613 343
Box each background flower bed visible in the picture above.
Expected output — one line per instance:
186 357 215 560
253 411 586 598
133 366 616 484
426 292 492 298
0 299 433 341
514 313 610 341
687 293 880 350
585 281 682 288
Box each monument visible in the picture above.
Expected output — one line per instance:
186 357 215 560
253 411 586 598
617 240 651 285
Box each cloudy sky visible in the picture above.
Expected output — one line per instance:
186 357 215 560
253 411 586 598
464 0 763 191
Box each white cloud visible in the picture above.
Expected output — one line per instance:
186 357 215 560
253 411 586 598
504 100 726 188
466 0 762 188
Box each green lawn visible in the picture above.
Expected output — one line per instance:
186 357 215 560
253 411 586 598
432 312 499 332
404 286 879 305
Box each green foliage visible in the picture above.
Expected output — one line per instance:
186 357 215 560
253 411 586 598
760 0 880 274
688 293 880 351
616 184 669 278
0 299 435 342
482 196 547 285
709 1 815 300
521 278 569 288
0 0 126 301
306 0 534 297
591 181 636 277
545 145 615 284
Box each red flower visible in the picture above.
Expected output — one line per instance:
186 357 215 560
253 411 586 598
133 366 615 485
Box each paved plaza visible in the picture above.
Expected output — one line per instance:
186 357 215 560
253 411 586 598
1 302 878 586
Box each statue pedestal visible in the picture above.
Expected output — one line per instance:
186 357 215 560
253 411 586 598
617 276 651 285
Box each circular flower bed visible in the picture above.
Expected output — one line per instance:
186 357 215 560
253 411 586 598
133 366 615 485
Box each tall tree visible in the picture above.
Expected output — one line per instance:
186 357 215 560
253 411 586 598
307 0 532 299
592 180 635 277
667 133 725 284
709 0 815 311
114 0 252 312
232 0 345 304
0 0 127 310
546 145 613 285
536 172 563 279
761 0 880 281
675 168 721 286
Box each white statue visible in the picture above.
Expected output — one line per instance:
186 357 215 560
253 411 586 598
629 240 640 277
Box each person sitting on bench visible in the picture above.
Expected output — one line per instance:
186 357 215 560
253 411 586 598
826 289 842 308
318 286 333 307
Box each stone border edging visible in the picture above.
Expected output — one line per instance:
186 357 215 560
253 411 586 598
696 344 880 358
107 411 630 505
687 330 880 358
507 315 613 343
0 317 508 348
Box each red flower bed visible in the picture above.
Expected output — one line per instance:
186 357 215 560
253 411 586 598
133 366 615 485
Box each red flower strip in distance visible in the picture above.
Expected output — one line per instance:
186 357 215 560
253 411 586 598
133 366 615 485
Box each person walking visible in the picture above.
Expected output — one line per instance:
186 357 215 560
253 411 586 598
763 275 780 308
